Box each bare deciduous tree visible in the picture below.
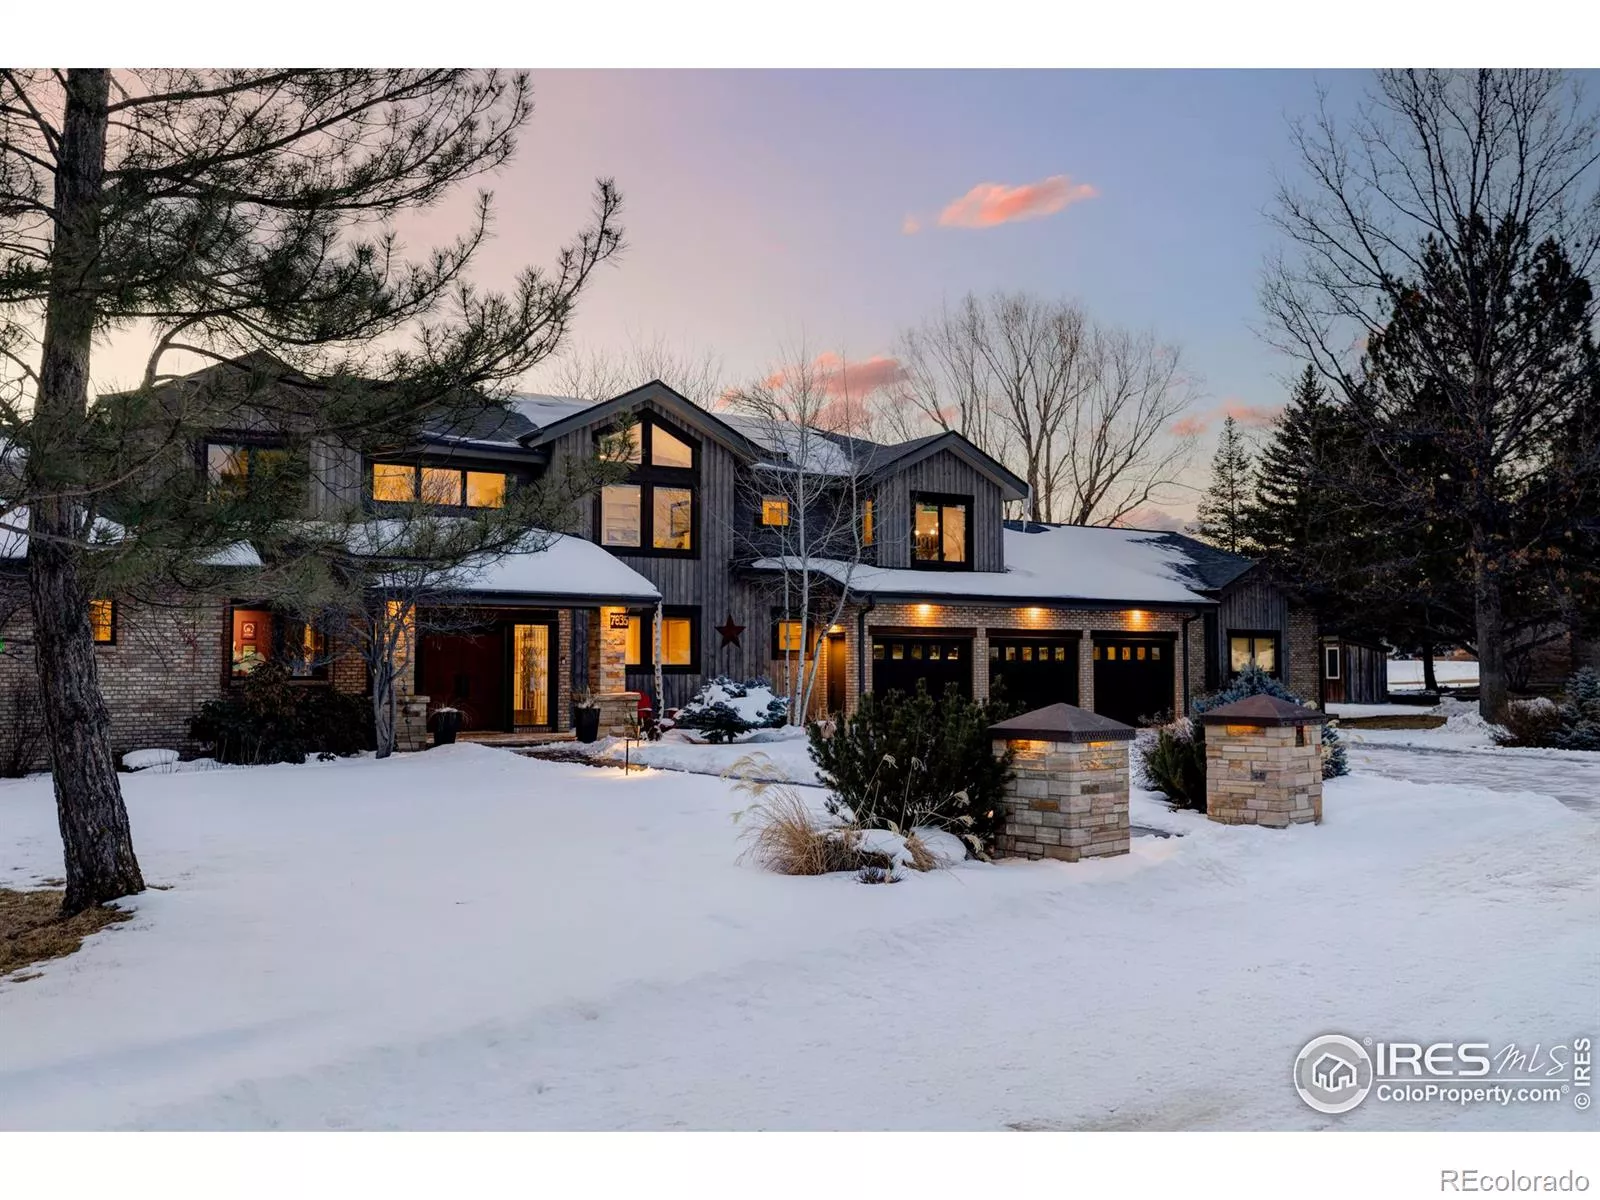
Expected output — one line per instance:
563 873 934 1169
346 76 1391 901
890 291 1196 525
546 335 725 409
726 348 872 723
1263 68 1600 718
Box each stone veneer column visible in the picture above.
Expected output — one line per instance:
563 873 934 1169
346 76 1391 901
989 702 1135 862
1197 694 1327 828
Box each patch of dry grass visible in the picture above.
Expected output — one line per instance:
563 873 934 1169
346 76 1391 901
1336 714 1447 730
0 888 130 981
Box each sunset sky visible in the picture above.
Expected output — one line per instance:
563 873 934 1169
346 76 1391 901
82 69 1535 523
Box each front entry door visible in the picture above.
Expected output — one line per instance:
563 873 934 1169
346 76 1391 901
1092 636 1176 727
418 626 506 732
512 622 557 730
825 633 846 715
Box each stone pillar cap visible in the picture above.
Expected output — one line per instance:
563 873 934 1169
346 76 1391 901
989 702 1136 743
1195 694 1328 727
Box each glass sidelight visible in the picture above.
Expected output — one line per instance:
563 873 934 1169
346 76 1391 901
513 623 553 729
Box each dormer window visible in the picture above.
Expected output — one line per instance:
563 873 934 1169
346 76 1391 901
912 493 970 567
595 415 699 557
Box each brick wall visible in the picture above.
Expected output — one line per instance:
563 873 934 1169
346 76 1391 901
838 600 1209 720
1286 605 1319 701
0 579 230 769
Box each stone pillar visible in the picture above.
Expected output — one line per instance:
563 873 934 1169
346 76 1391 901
597 605 629 695
1197 695 1327 828
595 691 642 738
394 694 432 752
989 703 1135 862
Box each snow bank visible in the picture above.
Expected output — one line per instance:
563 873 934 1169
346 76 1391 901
0 744 1591 1131
122 749 180 772
1388 659 1479 690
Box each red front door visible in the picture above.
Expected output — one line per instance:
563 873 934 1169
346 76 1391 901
418 627 507 732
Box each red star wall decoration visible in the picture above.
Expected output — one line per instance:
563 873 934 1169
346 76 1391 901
715 613 745 648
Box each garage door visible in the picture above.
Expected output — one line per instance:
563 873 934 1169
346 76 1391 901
1092 636 1175 727
988 636 1079 712
871 635 972 701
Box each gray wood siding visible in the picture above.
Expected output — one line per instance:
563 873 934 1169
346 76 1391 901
545 397 772 708
872 449 1005 571
1213 570 1291 679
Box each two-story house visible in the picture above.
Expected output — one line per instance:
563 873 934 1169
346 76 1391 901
0 359 1320 765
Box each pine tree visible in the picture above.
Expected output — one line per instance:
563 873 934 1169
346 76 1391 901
1195 416 1252 553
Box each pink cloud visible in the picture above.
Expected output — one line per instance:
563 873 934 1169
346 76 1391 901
1169 399 1283 439
1114 505 1190 533
1221 399 1282 429
915 174 1097 231
764 352 907 403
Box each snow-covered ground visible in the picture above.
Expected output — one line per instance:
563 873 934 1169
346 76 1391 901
1387 658 1479 690
0 743 1592 1131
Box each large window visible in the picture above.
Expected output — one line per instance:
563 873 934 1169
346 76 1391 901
594 416 699 556
912 494 970 566
229 606 328 680
1229 631 1279 676
206 441 291 500
370 462 507 509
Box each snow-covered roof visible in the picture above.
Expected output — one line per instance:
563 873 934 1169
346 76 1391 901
750 524 1219 606
437 531 661 602
716 414 860 475
1 506 128 560
510 393 601 432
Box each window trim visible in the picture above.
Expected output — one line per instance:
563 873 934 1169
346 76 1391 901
910 491 974 570
1227 629 1282 678
591 415 701 559
770 611 822 659
88 598 116 645
1323 643 1342 680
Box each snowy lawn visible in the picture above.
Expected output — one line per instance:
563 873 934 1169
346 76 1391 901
0 744 1593 1131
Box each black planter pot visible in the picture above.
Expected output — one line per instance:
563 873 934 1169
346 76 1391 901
574 706 601 744
433 709 462 747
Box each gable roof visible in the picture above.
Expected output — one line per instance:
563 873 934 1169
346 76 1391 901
862 431 1029 501
513 380 769 460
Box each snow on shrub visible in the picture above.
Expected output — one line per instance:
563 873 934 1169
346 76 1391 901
122 748 180 772
1139 665 1348 810
674 676 788 744
1496 669 1600 750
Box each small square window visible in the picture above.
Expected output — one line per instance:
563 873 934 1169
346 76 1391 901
891 644 904 661
760 498 790 528
873 643 885 661
1022 646 1033 661
929 645 942 661
466 471 506 508
1152 646 1162 661
947 645 959 661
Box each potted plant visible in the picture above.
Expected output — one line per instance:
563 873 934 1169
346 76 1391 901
573 691 601 744
432 705 462 747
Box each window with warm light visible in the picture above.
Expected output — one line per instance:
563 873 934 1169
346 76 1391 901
861 498 874 546
760 497 790 527
228 606 327 680
661 612 696 668
1229 632 1279 676
206 442 292 500
601 484 643 547
594 417 698 556
773 619 812 657
371 463 507 509
88 598 115 644
623 615 645 667
911 494 970 566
